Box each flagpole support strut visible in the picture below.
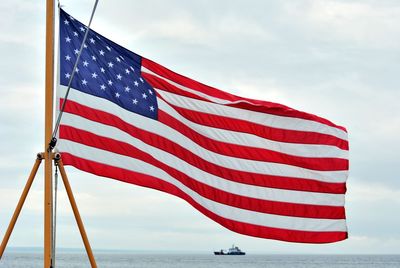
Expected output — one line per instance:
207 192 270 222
0 153 44 260
54 155 97 268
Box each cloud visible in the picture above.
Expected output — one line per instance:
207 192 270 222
284 1 400 48
0 2 44 45
135 13 276 48
348 179 400 204
1 0 400 253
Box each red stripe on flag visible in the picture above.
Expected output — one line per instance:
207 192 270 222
142 58 347 132
60 125 346 219
62 99 346 194
160 99 349 151
143 70 348 150
158 110 348 171
61 152 348 243
142 71 207 102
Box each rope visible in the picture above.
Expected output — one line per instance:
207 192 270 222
48 0 100 151
52 162 59 268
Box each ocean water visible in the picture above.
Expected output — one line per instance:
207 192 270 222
0 253 399 268
0 252 400 268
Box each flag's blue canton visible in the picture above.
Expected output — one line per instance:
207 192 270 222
59 9 158 120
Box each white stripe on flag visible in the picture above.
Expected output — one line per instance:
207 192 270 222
142 67 348 141
58 139 347 232
158 97 348 159
61 112 345 207
58 85 348 183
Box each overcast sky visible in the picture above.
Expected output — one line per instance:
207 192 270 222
0 0 399 255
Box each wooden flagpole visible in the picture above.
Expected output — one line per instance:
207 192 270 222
0 1 97 267
43 1 97 267
44 0 55 267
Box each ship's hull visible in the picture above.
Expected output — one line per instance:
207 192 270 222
214 252 245 255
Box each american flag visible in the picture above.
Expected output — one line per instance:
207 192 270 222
57 8 349 243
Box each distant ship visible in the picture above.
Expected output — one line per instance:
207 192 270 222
214 244 246 255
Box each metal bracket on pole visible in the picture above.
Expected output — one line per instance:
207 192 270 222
48 137 57 152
